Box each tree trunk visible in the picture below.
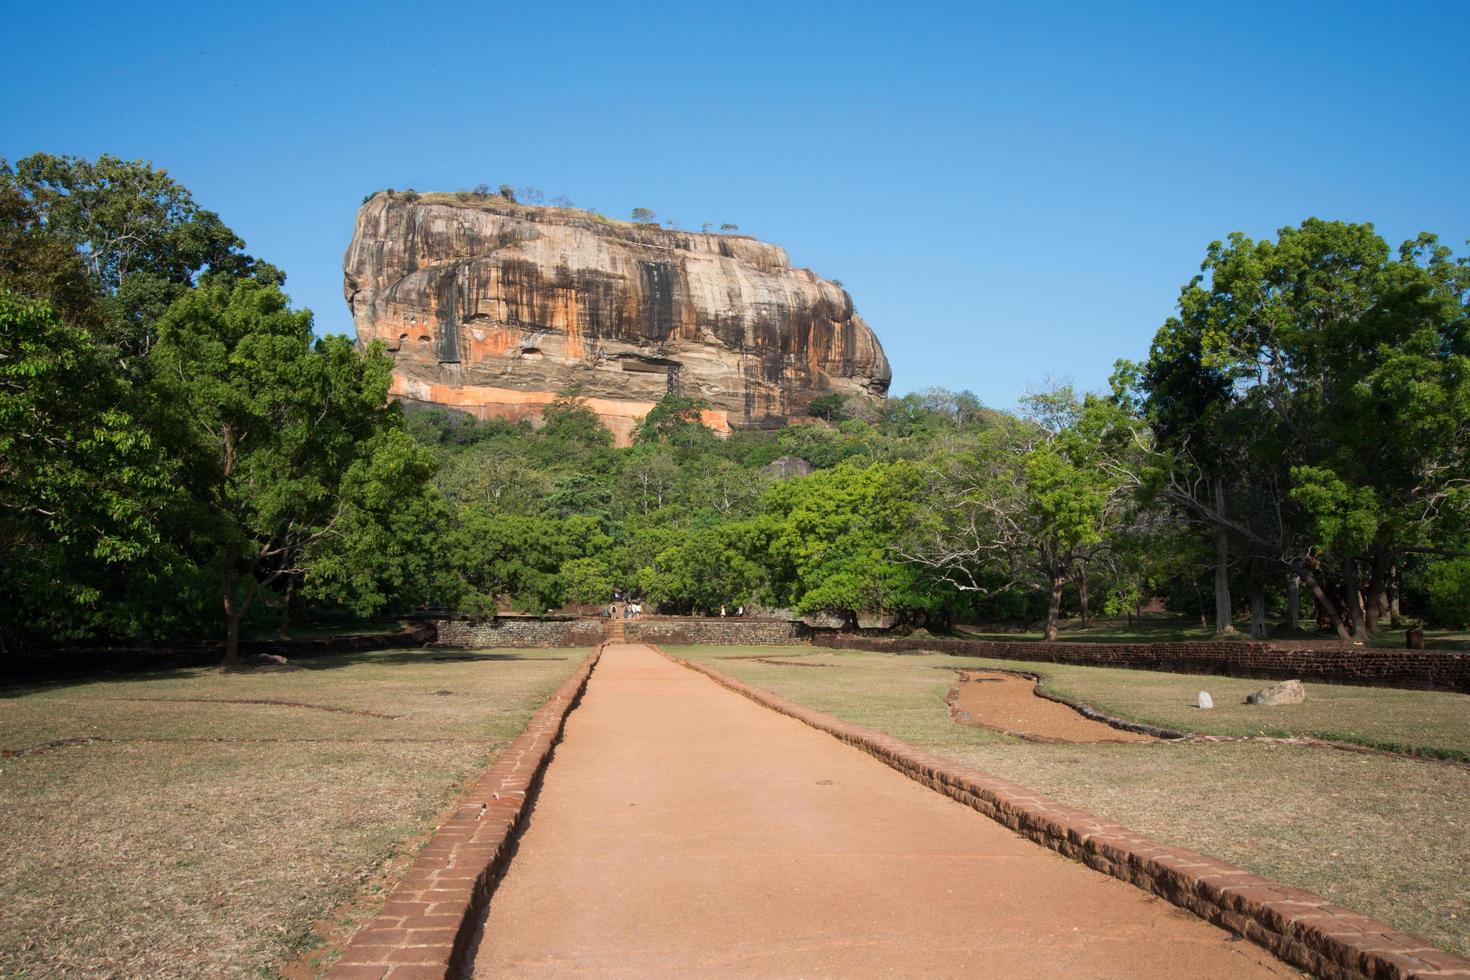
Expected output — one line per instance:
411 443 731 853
1044 575 1065 642
1302 567 1351 640
278 573 296 640
1364 550 1390 634
1213 479 1235 636
1344 557 1367 641
223 553 242 666
1285 574 1301 631
1213 529 1235 635
1388 566 1401 626
1249 582 1267 639
1078 564 1091 628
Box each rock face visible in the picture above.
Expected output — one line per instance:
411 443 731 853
344 193 891 445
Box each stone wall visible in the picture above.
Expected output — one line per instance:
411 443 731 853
812 634 1470 693
626 618 810 646
434 618 606 648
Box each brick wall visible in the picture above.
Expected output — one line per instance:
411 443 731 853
434 618 606 648
812 634 1470 693
625 618 811 646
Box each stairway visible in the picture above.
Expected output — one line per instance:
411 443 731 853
604 614 625 644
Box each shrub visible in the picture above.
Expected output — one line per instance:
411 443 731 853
1421 557 1470 629
807 393 848 421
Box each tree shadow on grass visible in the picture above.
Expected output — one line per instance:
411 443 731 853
0 647 577 697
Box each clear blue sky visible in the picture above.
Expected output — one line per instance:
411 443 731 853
4 1 1466 409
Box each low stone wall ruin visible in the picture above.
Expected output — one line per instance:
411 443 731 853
624 618 811 646
434 618 606 648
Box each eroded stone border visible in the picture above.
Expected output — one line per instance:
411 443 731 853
323 644 603 980
661 646 1470 980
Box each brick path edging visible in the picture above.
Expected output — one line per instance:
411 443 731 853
324 645 604 980
662 647 1470 980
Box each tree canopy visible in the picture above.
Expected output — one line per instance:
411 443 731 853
3 152 1466 649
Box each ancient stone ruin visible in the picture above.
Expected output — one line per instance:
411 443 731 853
344 193 891 444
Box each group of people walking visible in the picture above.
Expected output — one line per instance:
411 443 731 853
604 591 747 618
608 590 642 619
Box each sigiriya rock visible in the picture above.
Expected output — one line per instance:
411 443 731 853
344 192 891 444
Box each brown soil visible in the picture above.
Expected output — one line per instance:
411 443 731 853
465 644 1290 978
949 670 1156 743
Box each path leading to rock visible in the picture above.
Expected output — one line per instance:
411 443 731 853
465 644 1293 978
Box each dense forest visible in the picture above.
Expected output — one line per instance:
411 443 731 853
2 154 1467 659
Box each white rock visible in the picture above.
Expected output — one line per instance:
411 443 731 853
1197 691 1214 709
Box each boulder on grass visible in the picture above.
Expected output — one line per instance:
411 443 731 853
1246 679 1305 705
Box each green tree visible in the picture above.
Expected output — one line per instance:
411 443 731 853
0 183 106 334
806 393 847 421
449 511 609 613
633 394 718 454
0 290 174 648
902 387 1142 640
644 522 769 614
765 461 932 628
302 429 456 619
533 389 614 468
437 445 551 513
1136 220 1470 639
148 279 401 663
619 444 684 515
2 154 278 360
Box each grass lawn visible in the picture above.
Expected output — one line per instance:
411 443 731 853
666 645 1470 958
961 654 1470 760
0 647 588 978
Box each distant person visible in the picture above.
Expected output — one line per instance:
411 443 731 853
736 605 744 616
720 605 727 617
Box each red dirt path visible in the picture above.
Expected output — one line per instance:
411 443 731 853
465 644 1294 978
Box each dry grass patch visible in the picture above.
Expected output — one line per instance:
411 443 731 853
0 647 587 978
667 645 1470 958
